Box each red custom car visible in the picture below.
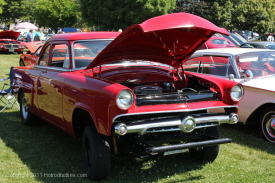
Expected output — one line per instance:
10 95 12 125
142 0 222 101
12 13 244 181
0 30 25 53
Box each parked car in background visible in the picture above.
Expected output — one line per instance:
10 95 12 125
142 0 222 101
240 41 275 50
12 13 244 180
216 32 247 46
235 30 259 41
198 35 237 49
45 33 55 41
187 48 275 143
19 41 44 66
259 33 275 41
0 30 25 53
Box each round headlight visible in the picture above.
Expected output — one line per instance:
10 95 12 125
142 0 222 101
116 89 133 110
230 84 244 102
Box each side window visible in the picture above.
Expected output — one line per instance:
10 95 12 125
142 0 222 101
51 44 70 68
39 45 50 66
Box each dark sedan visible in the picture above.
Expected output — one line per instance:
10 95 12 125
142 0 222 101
240 41 275 49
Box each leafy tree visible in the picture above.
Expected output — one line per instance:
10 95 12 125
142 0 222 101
175 0 275 34
78 0 176 31
34 0 77 31
0 0 37 25
232 0 275 34
0 0 6 14
174 0 212 17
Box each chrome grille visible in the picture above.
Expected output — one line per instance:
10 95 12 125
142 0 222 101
146 122 219 133
5 44 19 49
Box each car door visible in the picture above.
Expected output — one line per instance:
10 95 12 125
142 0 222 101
37 43 70 129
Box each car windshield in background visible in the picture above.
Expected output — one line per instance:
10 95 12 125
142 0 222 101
212 39 231 45
237 52 275 77
183 56 235 77
265 44 275 49
72 40 112 68
186 51 275 78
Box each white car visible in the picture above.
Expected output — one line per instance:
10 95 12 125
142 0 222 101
186 48 275 143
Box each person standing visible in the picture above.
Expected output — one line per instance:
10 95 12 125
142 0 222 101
26 29 33 42
267 33 274 42
34 28 42 41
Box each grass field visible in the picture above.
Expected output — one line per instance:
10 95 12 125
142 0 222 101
0 53 274 183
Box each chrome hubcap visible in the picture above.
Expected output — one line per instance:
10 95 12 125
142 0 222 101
266 115 275 138
21 97 28 119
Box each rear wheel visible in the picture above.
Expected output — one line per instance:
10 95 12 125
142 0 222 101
19 92 36 125
189 127 220 162
82 125 110 181
260 107 275 143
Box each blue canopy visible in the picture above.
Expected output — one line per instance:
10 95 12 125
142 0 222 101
63 27 77 33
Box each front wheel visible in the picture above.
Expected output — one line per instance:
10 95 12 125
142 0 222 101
260 107 275 143
189 127 220 162
82 125 110 181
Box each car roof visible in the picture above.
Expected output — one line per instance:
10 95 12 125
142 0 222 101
49 32 121 42
193 48 275 56
241 41 275 45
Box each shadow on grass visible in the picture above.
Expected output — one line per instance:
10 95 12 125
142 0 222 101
0 111 207 183
220 124 275 155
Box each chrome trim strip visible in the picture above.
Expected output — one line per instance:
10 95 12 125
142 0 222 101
112 105 238 122
33 65 72 72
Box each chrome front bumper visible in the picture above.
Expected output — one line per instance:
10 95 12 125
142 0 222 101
114 113 238 135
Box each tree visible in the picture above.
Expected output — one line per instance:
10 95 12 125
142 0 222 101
174 0 212 17
34 0 77 31
78 0 176 31
231 0 275 34
0 0 6 14
0 0 37 25
175 0 275 34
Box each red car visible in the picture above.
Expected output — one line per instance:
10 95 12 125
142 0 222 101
198 35 237 50
19 41 44 66
0 30 25 53
12 13 244 181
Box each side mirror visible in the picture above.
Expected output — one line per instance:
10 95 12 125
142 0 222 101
245 70 253 78
227 74 235 80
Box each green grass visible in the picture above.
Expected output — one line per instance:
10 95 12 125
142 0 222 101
0 53 275 183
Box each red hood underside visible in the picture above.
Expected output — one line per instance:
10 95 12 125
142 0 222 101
0 30 20 40
86 13 229 69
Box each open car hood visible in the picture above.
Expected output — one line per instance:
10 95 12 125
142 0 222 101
0 30 20 40
86 13 229 69
23 41 44 53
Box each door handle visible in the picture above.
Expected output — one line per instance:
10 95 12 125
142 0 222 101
41 70 47 73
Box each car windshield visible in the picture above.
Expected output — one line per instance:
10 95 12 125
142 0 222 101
97 60 173 70
185 51 275 78
265 44 275 49
237 52 275 77
183 56 236 77
72 40 112 68
212 39 230 45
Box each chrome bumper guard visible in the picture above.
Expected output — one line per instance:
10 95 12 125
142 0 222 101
146 138 232 153
114 113 238 135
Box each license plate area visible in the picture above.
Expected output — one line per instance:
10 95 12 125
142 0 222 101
164 149 188 156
